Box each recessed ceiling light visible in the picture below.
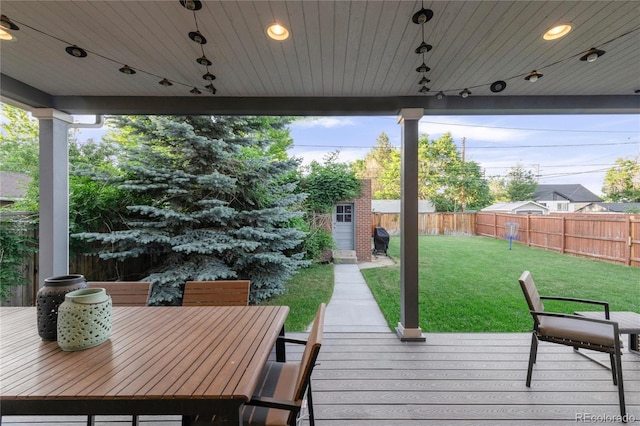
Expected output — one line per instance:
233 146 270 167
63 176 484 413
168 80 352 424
543 24 572 40
65 45 88 58
267 23 289 41
490 80 507 93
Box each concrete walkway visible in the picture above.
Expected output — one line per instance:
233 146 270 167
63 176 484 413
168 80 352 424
322 256 394 333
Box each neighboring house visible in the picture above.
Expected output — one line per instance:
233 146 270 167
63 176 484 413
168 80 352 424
533 184 602 213
576 202 640 213
481 201 549 215
0 172 31 207
371 200 436 214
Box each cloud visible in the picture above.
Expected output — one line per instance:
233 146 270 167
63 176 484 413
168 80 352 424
291 117 356 129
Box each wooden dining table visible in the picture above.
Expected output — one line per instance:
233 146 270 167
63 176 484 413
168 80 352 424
0 305 289 425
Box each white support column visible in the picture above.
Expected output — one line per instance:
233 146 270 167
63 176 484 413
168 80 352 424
396 108 425 342
31 108 74 284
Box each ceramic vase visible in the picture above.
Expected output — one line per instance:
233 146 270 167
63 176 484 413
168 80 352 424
36 274 88 341
56 288 112 351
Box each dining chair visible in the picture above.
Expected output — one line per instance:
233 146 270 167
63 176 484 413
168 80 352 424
87 281 152 306
518 271 625 418
242 303 326 426
85 281 152 426
182 280 250 306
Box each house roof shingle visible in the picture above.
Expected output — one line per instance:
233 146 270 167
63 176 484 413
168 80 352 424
533 184 602 203
0 172 32 201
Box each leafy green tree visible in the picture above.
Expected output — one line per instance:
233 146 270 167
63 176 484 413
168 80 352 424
298 152 363 261
301 151 363 214
505 163 537 201
488 176 508 202
74 115 309 305
376 149 402 199
353 132 396 199
602 157 640 202
0 104 39 175
418 133 491 211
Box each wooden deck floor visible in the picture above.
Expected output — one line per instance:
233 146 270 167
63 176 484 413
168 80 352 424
2 332 638 425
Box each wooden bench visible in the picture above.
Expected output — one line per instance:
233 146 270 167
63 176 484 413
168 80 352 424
182 280 250 306
87 281 152 306
242 303 326 426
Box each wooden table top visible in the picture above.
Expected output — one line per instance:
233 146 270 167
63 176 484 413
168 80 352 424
0 305 289 422
574 311 640 333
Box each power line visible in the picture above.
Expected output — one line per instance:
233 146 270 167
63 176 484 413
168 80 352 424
467 141 638 149
291 140 638 149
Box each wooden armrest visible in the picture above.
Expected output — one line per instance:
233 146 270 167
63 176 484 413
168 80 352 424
539 296 610 318
531 311 619 331
247 396 302 411
277 337 307 345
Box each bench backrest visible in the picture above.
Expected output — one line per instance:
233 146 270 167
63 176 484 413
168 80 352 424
182 280 250 306
294 303 326 402
87 281 152 306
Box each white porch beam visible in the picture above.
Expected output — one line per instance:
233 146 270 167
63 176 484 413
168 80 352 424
31 108 73 283
396 108 425 342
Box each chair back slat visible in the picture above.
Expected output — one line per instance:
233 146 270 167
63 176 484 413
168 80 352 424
183 280 250 306
294 303 326 402
87 281 152 306
518 271 544 314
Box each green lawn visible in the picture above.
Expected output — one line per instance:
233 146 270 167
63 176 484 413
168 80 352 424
260 263 334 332
361 235 640 332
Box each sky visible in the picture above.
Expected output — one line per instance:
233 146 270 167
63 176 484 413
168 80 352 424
286 114 640 196
70 113 640 197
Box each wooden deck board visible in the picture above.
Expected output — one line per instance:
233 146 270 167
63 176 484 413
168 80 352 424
1 332 638 425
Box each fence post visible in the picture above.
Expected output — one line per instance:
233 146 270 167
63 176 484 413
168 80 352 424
561 216 566 254
626 215 632 266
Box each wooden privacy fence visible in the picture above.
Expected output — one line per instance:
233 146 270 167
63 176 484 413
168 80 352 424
476 212 640 267
372 212 476 236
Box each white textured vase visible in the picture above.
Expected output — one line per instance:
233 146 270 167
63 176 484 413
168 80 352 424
56 288 112 351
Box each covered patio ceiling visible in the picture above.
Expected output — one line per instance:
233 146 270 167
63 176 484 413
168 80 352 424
1 0 639 116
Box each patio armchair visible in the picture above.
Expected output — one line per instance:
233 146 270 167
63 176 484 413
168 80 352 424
242 303 326 426
518 271 625 419
182 280 250 306
85 281 152 426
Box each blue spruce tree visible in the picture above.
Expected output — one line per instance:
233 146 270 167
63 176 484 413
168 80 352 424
76 115 309 304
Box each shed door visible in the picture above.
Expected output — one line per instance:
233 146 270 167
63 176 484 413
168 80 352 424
333 203 355 250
